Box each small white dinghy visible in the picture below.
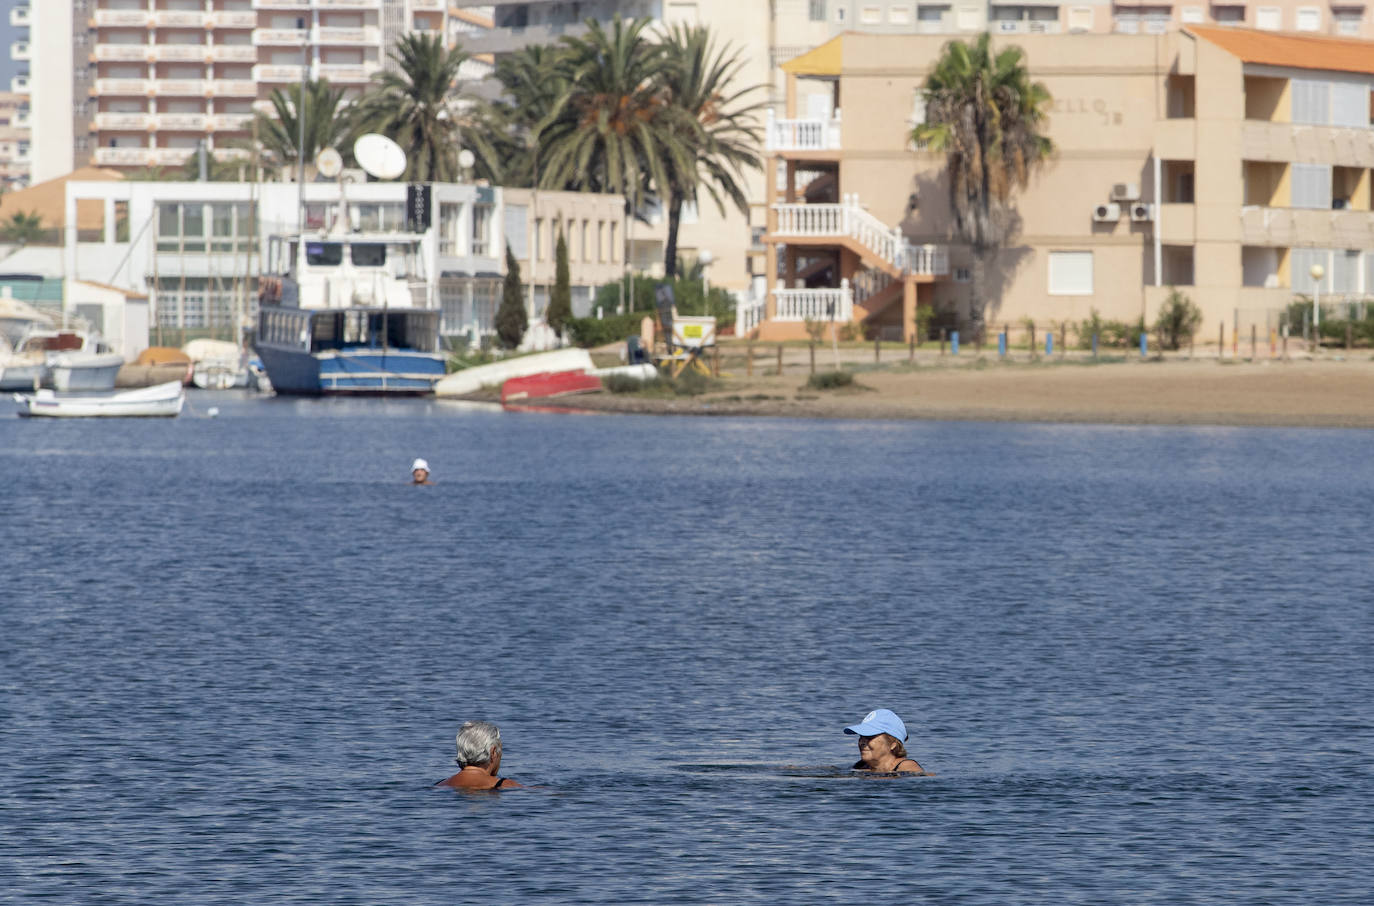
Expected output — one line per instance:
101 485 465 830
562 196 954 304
14 380 185 418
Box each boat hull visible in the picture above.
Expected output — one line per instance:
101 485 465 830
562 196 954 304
14 381 185 418
256 345 446 395
501 370 604 403
48 352 125 392
0 360 46 391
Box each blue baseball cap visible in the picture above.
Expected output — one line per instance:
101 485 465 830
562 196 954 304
843 709 908 741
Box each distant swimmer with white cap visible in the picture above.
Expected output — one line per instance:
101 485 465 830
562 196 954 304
844 708 929 774
410 458 433 485
435 721 522 791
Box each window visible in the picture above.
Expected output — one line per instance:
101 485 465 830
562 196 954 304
835 5 846 21
889 5 911 24
1180 5 1204 22
439 202 461 257
1295 6 1320 30
1334 8 1362 35
1212 5 1244 24
1333 249 1360 293
809 0 827 20
1255 7 1280 29
918 4 949 31
306 242 343 266
955 5 980 28
1291 163 1333 210
1290 249 1332 293
471 203 492 257
581 220 589 262
502 204 527 260
1143 7 1170 32
1116 12 1139 32
666 1 699 23
609 221 618 262
861 5 882 23
1332 81 1368 128
350 243 386 267
1291 79 1331 125
1048 251 1093 295
1067 6 1093 30
353 202 404 232
597 222 605 262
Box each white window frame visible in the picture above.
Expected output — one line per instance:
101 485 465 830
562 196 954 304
1180 5 1205 23
1255 6 1281 30
1048 251 1094 296
1295 5 1321 30
1067 5 1093 30
860 4 883 23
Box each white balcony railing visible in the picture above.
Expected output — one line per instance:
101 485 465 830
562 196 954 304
152 10 206 27
93 147 154 166
411 0 445 9
93 44 150 62
212 79 258 96
315 62 379 82
253 64 306 82
93 9 151 27
313 25 381 44
252 0 311 7
155 113 208 131
152 148 194 166
315 0 382 7
254 28 308 45
736 293 766 334
152 45 207 62
773 194 949 276
153 79 207 96
764 108 842 152
211 113 254 131
93 78 150 96
210 46 257 63
1240 205 1374 247
772 282 854 322
94 112 153 131
212 11 258 29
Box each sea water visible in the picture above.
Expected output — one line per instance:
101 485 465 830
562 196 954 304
2 394 1372 903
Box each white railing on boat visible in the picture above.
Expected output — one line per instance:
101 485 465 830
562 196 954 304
771 280 852 322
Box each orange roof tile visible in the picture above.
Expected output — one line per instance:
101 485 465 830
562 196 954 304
1188 26 1374 77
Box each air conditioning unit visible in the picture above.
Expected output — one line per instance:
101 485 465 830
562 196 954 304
1111 182 1140 202
1130 202 1154 222
1093 202 1121 222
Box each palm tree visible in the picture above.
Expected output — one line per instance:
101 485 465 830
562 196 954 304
912 33 1053 334
541 16 680 210
487 44 571 188
658 24 763 278
1 210 46 244
350 33 497 182
253 79 353 179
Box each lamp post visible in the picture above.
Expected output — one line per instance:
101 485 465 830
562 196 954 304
1310 262 1325 353
296 17 309 235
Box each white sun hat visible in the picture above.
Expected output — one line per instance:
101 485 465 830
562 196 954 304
411 458 430 473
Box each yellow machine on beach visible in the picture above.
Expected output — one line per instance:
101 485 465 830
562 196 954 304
653 284 717 378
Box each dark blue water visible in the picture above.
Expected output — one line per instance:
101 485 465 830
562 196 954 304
2 394 1372 903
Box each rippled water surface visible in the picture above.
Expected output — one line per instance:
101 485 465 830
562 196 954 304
2 393 1372 903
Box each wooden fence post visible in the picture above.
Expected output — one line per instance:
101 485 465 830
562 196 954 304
776 344 783 376
909 334 915 363
939 328 946 356
746 341 753 377
1219 321 1224 359
809 341 816 375
1251 323 1257 361
874 334 880 363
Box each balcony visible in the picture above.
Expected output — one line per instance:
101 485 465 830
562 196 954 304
254 28 308 45
772 195 949 277
212 79 258 96
93 44 151 62
152 79 209 96
212 11 258 29
152 10 208 27
93 78 151 96
14 109 29 127
94 112 154 131
152 148 194 166
151 45 208 62
1241 120 1374 170
213 148 251 162
994 19 1062 34
154 113 209 131
411 0 445 8
253 64 306 82
209 45 258 63
11 41 30 62
93 147 154 166
315 0 382 7
10 6 30 26
93 9 152 27
315 62 379 82
252 0 310 7
210 113 254 131
313 25 381 45
765 109 842 153
772 284 854 322
459 21 590 54
11 75 29 93
1240 206 1374 246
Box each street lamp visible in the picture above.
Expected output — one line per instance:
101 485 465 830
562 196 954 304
1310 262 1325 353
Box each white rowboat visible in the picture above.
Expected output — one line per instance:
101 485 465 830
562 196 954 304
14 381 185 418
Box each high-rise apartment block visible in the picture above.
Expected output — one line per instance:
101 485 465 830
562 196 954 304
2 0 31 187
24 0 450 183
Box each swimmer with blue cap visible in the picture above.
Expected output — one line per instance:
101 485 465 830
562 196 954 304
845 709 928 774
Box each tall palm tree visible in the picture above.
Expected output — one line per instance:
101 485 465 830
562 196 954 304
912 33 1053 334
350 33 496 182
487 44 571 188
0 210 45 244
658 24 763 278
253 79 353 179
540 16 682 212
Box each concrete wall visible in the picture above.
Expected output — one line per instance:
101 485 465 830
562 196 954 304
28 2 72 184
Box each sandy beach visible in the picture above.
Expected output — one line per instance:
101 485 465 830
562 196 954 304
498 350 1374 428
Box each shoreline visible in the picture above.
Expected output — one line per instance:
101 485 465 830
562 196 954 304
487 357 1374 429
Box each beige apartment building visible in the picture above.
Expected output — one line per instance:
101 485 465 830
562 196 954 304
750 26 1374 341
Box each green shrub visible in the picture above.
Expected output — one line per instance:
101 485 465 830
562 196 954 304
807 370 855 390
591 274 736 328
1078 308 1106 350
566 309 652 348
1153 288 1202 350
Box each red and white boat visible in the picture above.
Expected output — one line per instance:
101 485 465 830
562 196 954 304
500 370 603 403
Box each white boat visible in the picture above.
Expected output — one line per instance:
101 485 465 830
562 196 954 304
49 349 126 391
434 349 595 398
14 381 185 418
184 338 249 390
0 299 55 391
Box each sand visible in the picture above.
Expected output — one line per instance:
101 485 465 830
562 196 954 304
500 352 1374 428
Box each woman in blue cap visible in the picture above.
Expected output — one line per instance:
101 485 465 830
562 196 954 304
844 709 927 774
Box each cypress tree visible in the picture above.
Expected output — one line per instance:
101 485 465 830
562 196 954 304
547 230 572 342
496 244 528 349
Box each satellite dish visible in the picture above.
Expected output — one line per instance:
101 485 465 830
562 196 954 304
457 149 475 169
315 147 342 179
353 133 407 180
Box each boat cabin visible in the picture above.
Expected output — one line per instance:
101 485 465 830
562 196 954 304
259 233 428 311
258 307 439 356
